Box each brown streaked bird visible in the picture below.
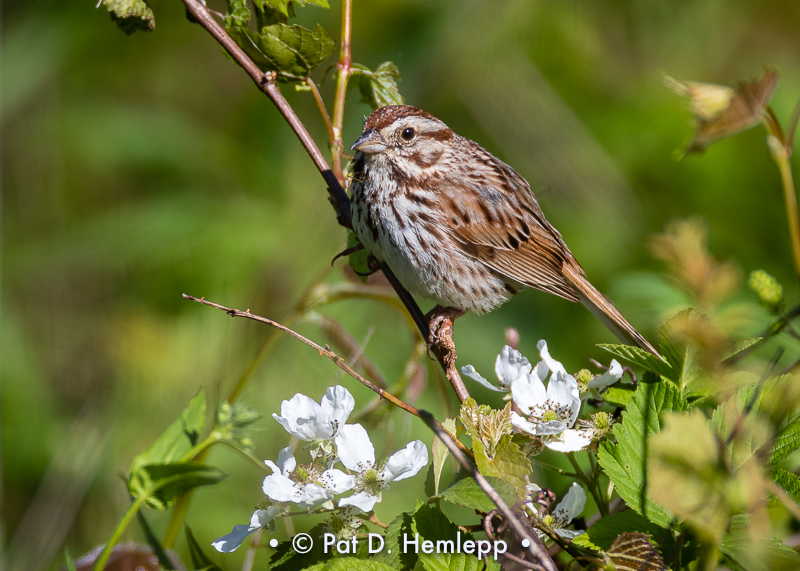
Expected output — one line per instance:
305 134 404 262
349 105 660 357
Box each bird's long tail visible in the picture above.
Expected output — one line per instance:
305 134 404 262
562 263 661 358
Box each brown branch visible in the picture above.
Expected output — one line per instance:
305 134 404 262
179 0 465 402
183 294 472 458
419 411 557 571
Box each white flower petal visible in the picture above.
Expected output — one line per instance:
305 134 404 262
510 374 547 414
212 524 256 553
495 346 532 386
276 447 296 475
510 411 539 436
537 340 567 377
320 468 355 494
535 420 568 436
252 506 283 528
320 385 355 433
555 529 585 539
547 372 581 427
262 474 303 502
587 360 624 389
461 365 506 392
554 482 586 521
339 490 379 512
335 424 375 472
381 440 428 484
273 393 332 441
534 360 549 382
297 483 333 509
543 429 593 453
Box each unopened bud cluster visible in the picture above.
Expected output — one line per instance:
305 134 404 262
748 270 783 310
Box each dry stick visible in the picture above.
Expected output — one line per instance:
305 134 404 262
182 294 471 457
179 0 470 404
419 411 558 571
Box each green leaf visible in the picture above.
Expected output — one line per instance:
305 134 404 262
102 0 155 34
432 418 456 496
721 514 800 571
305 560 397 571
130 391 206 476
576 511 665 551
269 523 329 570
472 435 531 498
353 62 404 109
598 344 675 383
225 23 334 79
64 551 77 571
657 309 700 387
603 385 635 407
411 503 500 571
223 0 251 28
128 462 226 510
440 475 519 514
597 382 686 528
137 510 176 570
723 337 763 360
385 512 417 571
772 467 800 504
770 414 800 464
186 526 223 571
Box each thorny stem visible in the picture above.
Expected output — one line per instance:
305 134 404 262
421 412 557 571
331 0 353 183
183 294 472 458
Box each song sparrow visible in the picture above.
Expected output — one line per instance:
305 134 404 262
349 105 659 356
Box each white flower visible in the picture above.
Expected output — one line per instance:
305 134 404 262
462 345 547 392
335 424 428 512
261 447 354 510
587 360 624 391
272 385 354 442
509 341 593 452
212 506 285 553
536 483 586 540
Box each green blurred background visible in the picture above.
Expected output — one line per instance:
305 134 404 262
3 0 800 568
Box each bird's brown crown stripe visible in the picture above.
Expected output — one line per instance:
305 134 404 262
364 105 440 132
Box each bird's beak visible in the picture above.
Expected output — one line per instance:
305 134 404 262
351 129 388 154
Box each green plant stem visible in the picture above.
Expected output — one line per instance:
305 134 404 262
776 152 800 287
306 77 336 146
330 0 353 183
566 453 607 516
529 458 578 478
92 495 148 571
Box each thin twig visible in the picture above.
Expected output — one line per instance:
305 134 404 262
306 77 336 145
183 294 471 457
180 0 350 228
419 411 557 571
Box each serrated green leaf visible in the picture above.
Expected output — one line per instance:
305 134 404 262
385 512 416 571
770 414 800 464
102 0 154 34
597 382 685 528
353 62 404 109
658 309 700 388
226 23 334 79
472 435 531 498
432 418 456 496
723 337 763 360
128 462 226 509
346 230 370 283
772 467 800 504
440 475 519 513
130 391 206 476
137 510 176 570
305 559 397 571
186 526 223 571
598 344 675 383
411 503 500 571
721 514 800 571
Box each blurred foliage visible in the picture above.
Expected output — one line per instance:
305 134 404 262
3 0 800 569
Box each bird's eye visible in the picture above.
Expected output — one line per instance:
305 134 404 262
401 127 415 141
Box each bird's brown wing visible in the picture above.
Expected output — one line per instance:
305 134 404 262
438 154 580 302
